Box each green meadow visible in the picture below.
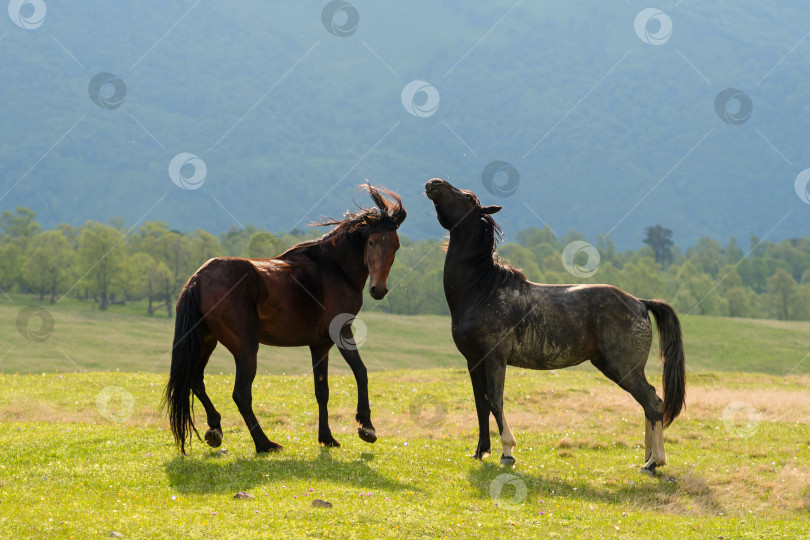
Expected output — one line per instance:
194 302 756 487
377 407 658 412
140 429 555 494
1 298 808 538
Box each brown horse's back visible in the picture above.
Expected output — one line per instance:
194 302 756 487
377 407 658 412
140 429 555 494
192 256 342 349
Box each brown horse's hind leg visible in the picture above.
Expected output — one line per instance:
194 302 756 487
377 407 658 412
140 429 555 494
192 333 222 448
232 345 282 454
310 344 340 447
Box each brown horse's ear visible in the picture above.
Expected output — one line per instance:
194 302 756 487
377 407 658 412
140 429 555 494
481 205 502 215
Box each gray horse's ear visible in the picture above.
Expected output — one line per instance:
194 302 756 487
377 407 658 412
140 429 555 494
481 205 502 215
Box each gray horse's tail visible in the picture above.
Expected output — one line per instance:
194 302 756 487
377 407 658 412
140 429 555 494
642 299 686 427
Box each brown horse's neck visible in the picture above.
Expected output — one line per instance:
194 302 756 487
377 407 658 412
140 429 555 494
317 232 369 292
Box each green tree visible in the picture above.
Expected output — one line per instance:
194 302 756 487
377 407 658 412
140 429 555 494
643 225 674 269
79 221 126 310
23 230 77 303
766 268 798 320
0 207 41 249
247 231 287 259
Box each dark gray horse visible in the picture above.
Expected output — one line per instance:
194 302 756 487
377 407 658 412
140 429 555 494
425 178 685 474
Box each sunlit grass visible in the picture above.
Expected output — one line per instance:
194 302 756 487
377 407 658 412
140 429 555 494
0 369 807 538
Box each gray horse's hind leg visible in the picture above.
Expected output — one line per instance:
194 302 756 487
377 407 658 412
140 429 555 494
592 357 666 473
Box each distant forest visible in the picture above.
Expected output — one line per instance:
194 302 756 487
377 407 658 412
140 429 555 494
3 207 809 321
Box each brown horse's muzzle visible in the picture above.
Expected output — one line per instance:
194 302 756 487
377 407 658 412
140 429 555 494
369 284 388 300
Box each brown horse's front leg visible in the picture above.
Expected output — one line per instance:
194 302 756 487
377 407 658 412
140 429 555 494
336 344 376 443
310 344 340 447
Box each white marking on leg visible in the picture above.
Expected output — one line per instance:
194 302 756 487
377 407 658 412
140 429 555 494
501 415 516 458
644 418 652 462
652 420 666 466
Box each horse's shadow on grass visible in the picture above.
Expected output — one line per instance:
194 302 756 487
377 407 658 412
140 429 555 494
164 448 420 495
468 462 723 514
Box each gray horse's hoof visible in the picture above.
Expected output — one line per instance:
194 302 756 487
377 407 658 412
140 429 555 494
640 462 657 476
358 427 377 443
500 455 516 466
205 428 222 448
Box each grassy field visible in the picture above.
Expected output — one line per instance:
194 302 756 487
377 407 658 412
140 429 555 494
1 297 809 537
1 370 808 538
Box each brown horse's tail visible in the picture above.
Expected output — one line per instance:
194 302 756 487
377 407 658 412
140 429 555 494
642 299 686 428
164 281 203 454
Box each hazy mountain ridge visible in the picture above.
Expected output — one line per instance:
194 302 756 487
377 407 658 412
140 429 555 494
2 0 809 248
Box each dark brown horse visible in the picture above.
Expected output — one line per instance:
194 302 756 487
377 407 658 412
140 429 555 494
425 178 685 474
165 185 406 454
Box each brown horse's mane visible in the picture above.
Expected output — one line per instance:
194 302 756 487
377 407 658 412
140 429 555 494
314 184 407 237
282 184 406 258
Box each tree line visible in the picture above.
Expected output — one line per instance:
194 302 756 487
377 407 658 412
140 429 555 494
2 207 809 321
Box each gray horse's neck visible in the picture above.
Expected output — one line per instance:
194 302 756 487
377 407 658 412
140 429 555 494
444 224 498 311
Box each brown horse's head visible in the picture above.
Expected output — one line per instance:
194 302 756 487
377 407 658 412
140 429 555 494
425 178 501 231
316 184 406 300
361 185 405 299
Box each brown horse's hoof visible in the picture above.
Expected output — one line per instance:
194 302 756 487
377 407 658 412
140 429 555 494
256 442 283 454
358 427 377 443
205 428 223 448
319 437 341 448
499 455 516 466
